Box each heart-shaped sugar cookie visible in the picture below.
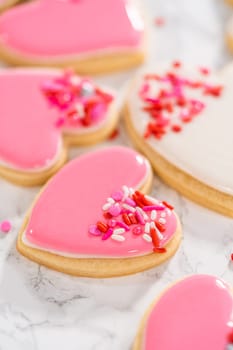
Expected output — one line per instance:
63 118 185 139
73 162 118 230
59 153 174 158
17 146 182 277
133 275 233 350
125 62 233 217
0 0 145 73
0 68 119 186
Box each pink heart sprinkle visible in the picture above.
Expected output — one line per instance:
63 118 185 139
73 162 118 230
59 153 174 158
0 220 11 233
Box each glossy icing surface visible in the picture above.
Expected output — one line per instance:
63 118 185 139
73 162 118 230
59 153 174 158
143 275 233 350
25 147 178 257
128 63 233 195
0 0 144 57
0 70 60 170
0 69 114 170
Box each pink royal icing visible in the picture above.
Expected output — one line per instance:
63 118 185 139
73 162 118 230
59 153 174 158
143 275 233 350
0 69 114 170
25 146 178 258
0 0 144 57
0 70 60 170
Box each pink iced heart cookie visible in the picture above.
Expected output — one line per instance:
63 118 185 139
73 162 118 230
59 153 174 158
134 275 233 350
0 68 119 186
17 146 182 277
0 0 145 74
125 61 233 217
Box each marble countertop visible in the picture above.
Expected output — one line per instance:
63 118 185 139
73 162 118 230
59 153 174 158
1 0 233 349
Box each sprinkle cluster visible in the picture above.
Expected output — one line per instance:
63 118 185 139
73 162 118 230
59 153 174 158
140 62 223 140
88 186 174 253
42 70 114 128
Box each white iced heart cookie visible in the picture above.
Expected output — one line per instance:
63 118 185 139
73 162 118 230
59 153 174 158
125 61 233 217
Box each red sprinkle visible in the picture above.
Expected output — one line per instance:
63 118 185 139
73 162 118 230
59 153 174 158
108 128 119 140
155 221 166 232
153 247 167 253
231 253 233 261
199 67 210 75
171 124 182 133
97 221 108 233
162 201 174 210
150 227 160 248
128 213 138 225
122 213 131 226
154 17 165 27
173 61 181 68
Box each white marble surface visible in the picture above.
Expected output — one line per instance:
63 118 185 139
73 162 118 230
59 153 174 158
0 0 233 349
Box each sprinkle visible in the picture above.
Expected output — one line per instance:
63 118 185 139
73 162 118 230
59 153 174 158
141 63 223 140
143 205 165 211
113 228 126 235
159 218 166 224
108 128 119 140
122 185 130 200
102 228 113 240
153 247 167 253
172 124 182 133
116 221 130 231
125 197 136 207
109 203 121 217
151 210 157 220
122 204 136 212
142 234 152 243
145 222 150 234
150 227 160 247
145 195 159 204
0 220 11 234
112 190 123 202
162 201 174 210
122 213 131 226
135 208 145 224
42 71 114 129
128 213 138 225
154 16 165 27
111 234 125 242
102 202 112 211
88 225 102 236
173 61 181 68
231 254 233 261
107 197 115 204
108 219 117 228
199 67 210 75
133 226 143 235
97 221 108 233
155 221 166 233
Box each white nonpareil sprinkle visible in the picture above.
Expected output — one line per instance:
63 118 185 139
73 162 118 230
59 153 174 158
122 185 130 200
151 210 157 220
145 195 159 204
113 228 125 235
145 222 150 234
150 221 156 229
122 204 136 212
156 228 164 240
142 233 152 243
102 202 112 211
107 197 115 204
159 218 166 224
129 187 134 195
111 235 125 242
166 209 172 216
